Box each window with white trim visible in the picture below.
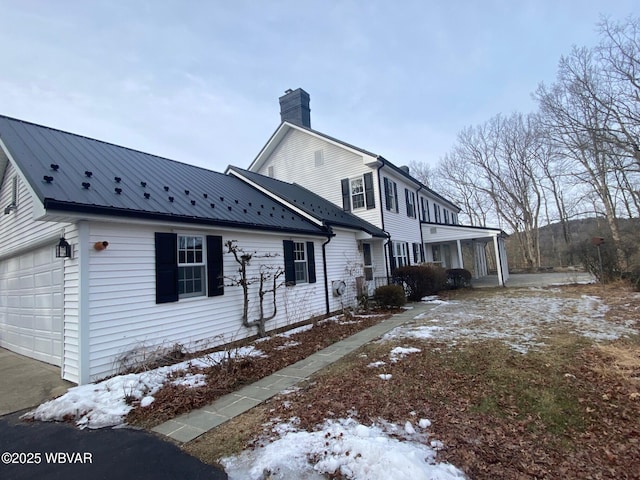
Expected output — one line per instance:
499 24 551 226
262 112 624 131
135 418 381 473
405 189 416 218
362 243 373 281
393 241 409 268
350 177 365 210
178 235 205 298
294 242 308 283
420 197 430 222
432 245 441 264
283 240 316 286
384 177 398 212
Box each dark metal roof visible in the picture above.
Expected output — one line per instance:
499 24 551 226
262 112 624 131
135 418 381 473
227 166 388 238
0 115 327 236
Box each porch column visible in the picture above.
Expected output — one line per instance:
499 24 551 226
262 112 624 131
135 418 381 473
456 239 463 269
493 235 505 287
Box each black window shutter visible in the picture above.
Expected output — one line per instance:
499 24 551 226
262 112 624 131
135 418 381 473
306 241 316 283
384 178 391 211
341 178 351 211
363 172 375 209
393 183 399 212
405 189 410 217
206 235 224 297
155 232 178 304
388 241 396 273
420 243 425 262
283 240 296 285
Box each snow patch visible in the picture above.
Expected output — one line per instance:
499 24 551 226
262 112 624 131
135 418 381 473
389 346 422 363
22 347 264 429
221 418 465 480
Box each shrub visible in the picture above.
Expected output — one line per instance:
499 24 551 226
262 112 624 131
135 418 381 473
447 268 472 289
393 264 448 301
570 237 621 283
623 266 640 292
373 284 406 308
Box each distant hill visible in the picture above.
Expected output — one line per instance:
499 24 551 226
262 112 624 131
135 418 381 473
506 217 640 270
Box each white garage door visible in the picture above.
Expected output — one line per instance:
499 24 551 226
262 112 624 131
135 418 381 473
0 245 63 366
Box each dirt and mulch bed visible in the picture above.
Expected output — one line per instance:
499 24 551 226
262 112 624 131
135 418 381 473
184 283 640 479
126 312 392 429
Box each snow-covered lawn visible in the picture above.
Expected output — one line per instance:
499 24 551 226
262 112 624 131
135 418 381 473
388 288 638 353
22 346 264 429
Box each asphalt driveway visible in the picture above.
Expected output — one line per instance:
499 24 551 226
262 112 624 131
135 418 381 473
0 350 227 479
0 411 227 480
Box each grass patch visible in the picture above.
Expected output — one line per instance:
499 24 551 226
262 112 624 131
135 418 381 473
447 337 592 436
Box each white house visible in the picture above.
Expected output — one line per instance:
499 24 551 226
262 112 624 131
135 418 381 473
248 88 509 288
0 115 385 384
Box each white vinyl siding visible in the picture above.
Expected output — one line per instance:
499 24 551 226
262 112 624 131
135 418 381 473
254 129 381 227
0 162 69 255
323 228 385 309
83 223 327 381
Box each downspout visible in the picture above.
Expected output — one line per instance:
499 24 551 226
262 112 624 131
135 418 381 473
322 228 334 314
416 185 425 258
375 158 392 278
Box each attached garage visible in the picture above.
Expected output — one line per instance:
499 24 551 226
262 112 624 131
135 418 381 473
0 244 63 366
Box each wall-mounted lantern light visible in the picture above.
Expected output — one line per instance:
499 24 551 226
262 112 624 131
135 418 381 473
56 237 72 258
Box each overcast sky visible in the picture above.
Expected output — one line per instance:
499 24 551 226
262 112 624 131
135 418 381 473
0 1 636 172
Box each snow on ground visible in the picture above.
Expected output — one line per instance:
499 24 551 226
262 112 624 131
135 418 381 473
384 289 637 353
221 417 466 480
22 346 264 429
389 346 422 362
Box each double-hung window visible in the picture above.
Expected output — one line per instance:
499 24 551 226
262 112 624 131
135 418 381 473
405 189 416 218
393 241 409 268
155 233 224 304
421 197 430 222
350 178 365 210
294 242 308 283
384 177 398 212
178 235 205 298
341 173 375 211
283 240 316 285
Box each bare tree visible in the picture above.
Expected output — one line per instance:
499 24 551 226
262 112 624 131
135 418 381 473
596 15 640 170
535 46 627 268
225 240 284 337
437 153 493 226
408 160 434 188
440 113 544 268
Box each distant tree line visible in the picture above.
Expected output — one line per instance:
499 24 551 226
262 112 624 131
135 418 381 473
416 15 639 274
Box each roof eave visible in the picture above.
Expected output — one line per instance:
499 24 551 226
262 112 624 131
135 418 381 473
42 199 330 237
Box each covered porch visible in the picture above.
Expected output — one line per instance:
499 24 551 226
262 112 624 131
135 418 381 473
421 223 509 286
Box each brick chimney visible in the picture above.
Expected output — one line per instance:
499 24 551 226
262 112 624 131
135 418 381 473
279 88 311 128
